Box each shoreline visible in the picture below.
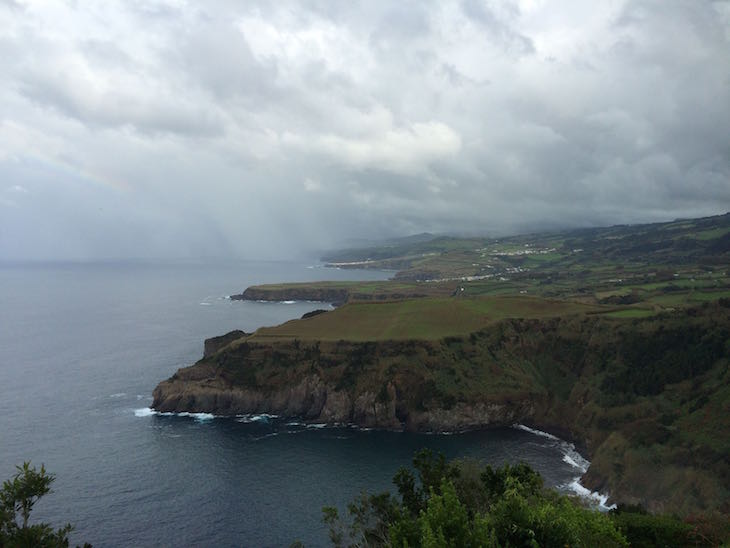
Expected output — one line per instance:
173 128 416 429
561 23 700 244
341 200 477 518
134 406 614 509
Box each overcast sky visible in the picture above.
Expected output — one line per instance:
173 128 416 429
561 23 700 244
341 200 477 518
1 0 728 260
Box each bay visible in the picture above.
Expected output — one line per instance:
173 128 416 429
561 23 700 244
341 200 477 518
0 260 584 547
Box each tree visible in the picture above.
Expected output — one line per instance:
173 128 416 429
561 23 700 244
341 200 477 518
0 462 87 548
323 451 632 547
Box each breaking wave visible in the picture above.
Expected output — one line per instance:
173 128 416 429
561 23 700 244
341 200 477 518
513 424 614 510
235 413 278 423
134 408 216 421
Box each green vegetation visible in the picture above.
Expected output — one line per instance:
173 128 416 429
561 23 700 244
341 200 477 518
180 300 730 515
243 212 730 314
323 450 726 547
0 462 89 548
250 296 604 342
158 212 730 520
601 309 656 319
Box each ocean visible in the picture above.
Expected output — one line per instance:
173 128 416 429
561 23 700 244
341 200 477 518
0 260 591 547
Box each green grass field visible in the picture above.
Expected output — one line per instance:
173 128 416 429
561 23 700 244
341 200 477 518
240 213 730 338
249 296 605 341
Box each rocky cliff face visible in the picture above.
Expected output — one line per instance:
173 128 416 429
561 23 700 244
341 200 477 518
230 286 350 305
203 330 247 358
152 367 537 432
229 285 431 305
151 303 730 515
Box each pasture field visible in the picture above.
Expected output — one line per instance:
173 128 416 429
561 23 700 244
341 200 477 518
249 295 606 341
241 212 730 333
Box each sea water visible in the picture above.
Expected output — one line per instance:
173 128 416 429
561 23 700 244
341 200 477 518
0 260 592 547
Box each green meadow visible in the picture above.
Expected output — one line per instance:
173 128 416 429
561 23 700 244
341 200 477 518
251 296 606 341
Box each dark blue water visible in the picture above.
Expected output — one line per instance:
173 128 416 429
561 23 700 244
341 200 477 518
0 261 584 547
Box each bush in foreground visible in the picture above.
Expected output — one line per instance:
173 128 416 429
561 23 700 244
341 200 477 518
323 449 725 547
0 462 90 548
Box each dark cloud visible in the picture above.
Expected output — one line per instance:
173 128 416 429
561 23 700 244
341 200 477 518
0 0 728 260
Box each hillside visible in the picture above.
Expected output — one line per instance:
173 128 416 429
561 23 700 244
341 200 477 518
153 301 730 515
323 212 730 281
152 213 730 516
238 213 730 312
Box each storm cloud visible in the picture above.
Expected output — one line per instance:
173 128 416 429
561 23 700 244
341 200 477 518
1 0 728 260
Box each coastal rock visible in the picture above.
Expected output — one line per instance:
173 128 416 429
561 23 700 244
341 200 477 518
408 401 536 432
319 390 352 423
230 286 350 304
352 384 401 429
229 286 432 305
151 303 730 516
152 367 529 433
301 309 329 320
203 330 248 358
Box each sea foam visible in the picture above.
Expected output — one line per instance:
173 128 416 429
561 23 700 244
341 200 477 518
134 408 216 421
566 479 616 510
134 407 156 417
513 423 560 441
513 424 612 510
235 413 278 423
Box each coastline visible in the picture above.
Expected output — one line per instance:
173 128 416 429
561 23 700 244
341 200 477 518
135 404 615 510
149 298 730 515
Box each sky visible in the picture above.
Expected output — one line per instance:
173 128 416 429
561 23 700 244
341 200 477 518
0 0 729 261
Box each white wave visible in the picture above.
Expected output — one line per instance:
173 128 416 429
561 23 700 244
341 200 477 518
286 421 306 426
563 448 589 473
109 392 126 398
562 453 588 472
342 423 376 431
178 412 215 421
306 423 328 429
513 424 614 510
235 413 278 423
514 424 588 471
513 423 560 441
565 479 616 511
134 407 156 417
282 300 296 304
133 408 215 421
199 302 211 306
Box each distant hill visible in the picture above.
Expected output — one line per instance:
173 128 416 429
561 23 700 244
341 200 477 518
323 213 730 269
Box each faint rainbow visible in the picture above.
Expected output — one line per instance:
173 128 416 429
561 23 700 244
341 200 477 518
24 154 131 192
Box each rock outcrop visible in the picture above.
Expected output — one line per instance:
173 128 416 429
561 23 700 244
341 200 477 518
152 368 535 432
230 286 350 305
203 330 248 358
151 302 730 515
230 285 433 305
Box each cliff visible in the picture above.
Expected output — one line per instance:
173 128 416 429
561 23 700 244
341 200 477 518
228 282 451 305
152 301 730 515
203 330 248 358
231 286 350 305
